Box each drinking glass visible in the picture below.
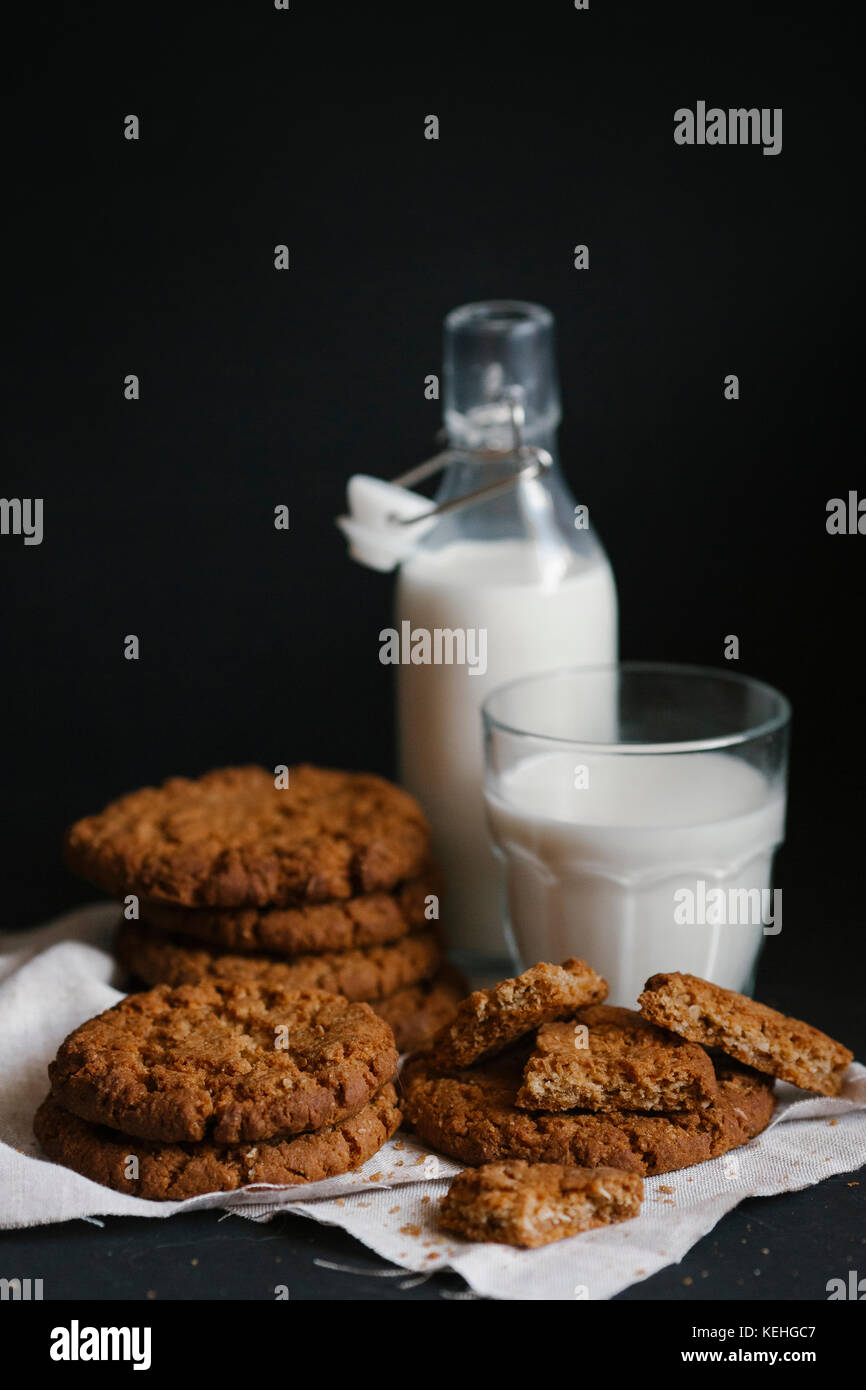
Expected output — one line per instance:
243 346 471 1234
482 663 791 1005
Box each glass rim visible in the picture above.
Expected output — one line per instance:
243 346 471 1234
481 661 792 755
444 299 553 333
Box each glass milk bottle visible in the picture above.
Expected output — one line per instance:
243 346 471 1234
395 301 618 974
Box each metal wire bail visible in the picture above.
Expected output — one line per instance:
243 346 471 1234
386 396 553 526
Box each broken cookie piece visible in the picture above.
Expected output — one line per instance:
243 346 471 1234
425 958 608 1071
639 972 852 1097
516 1005 718 1113
439 1159 642 1248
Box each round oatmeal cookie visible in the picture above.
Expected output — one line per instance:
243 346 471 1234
49 981 399 1145
34 1083 401 1200
64 765 431 908
401 1046 775 1176
372 965 468 1052
115 920 443 1001
138 873 440 956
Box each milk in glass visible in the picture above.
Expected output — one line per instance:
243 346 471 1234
485 744 786 1005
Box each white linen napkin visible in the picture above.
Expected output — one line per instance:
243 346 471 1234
2 905 864 1300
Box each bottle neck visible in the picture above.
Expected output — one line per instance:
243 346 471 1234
442 299 561 452
421 299 585 553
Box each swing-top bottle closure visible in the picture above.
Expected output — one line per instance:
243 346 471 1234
337 396 553 573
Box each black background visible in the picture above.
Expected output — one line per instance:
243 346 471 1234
2 0 863 1300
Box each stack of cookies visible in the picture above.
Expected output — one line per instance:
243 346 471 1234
403 960 853 1246
63 765 465 1051
34 979 402 1200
